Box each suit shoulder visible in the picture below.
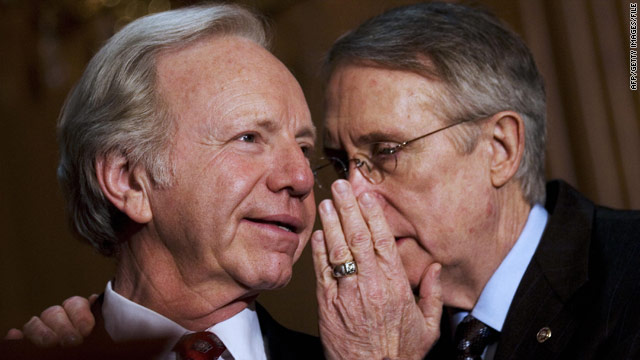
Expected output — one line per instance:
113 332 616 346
256 302 324 359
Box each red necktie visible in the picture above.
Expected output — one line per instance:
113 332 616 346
173 331 227 360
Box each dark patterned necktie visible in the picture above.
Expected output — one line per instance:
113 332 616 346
173 331 227 360
454 315 499 360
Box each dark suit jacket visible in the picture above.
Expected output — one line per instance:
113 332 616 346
2 299 323 360
427 180 640 359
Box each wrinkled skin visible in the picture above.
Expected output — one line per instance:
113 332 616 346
312 181 443 360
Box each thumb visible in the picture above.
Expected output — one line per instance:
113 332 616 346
4 328 24 340
417 262 443 331
88 293 99 306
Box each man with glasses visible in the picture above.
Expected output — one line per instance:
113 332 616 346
9 2 640 360
311 2 640 360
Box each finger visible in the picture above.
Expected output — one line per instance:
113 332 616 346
311 230 337 300
318 198 352 266
4 328 24 340
22 316 58 348
357 191 403 272
88 294 99 306
39 305 82 347
318 200 359 296
417 263 443 333
63 296 95 337
311 230 335 288
331 180 377 276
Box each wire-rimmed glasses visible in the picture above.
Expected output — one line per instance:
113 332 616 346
313 118 476 190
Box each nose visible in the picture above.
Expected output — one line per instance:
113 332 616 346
267 142 314 200
347 162 374 198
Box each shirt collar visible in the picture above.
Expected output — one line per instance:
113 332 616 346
470 204 548 331
103 281 266 360
207 301 266 360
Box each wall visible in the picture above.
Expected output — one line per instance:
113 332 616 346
1 0 638 337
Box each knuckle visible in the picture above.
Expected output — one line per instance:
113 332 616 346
349 230 371 247
64 297 92 324
25 316 40 328
369 217 390 234
41 305 64 320
63 296 87 309
24 322 56 347
36 327 54 340
329 245 351 262
374 236 394 250
339 200 359 214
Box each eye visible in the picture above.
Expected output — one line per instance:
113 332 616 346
237 133 256 143
300 144 313 158
371 142 399 157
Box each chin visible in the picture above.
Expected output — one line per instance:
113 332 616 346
255 273 292 291
245 259 294 291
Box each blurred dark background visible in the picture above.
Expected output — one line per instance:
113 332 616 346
1 0 638 337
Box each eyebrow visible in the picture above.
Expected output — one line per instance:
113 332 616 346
354 130 401 145
298 125 317 142
255 119 317 142
321 130 398 152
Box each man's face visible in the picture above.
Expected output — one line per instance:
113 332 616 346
324 64 499 307
148 36 316 295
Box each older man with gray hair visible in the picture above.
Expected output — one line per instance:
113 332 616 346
4 3 324 359
9 2 640 360
312 2 640 360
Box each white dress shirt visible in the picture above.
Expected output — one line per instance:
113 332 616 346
102 281 267 360
451 204 549 359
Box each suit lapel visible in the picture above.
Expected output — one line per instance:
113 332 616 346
424 309 455 359
495 181 595 360
256 302 324 360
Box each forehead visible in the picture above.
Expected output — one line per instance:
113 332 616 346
324 64 447 146
155 35 313 133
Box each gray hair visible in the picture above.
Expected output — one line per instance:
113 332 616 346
57 3 268 256
326 2 546 204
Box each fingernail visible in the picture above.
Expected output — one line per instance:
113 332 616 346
312 230 324 242
319 200 335 214
333 180 349 195
359 192 374 207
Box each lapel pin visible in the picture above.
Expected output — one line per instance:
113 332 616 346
536 327 552 343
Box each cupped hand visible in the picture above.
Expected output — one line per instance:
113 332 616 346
312 180 443 360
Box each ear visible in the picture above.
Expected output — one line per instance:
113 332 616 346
489 111 525 188
95 153 153 224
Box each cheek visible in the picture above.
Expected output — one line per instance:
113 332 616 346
212 152 264 188
178 152 267 238
292 197 317 261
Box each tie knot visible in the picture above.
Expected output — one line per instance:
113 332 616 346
454 315 499 360
173 331 226 360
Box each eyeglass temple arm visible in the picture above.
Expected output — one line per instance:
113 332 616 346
402 118 474 148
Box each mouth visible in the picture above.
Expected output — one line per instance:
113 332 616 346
245 215 302 234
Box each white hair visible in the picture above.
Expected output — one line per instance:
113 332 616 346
57 3 268 256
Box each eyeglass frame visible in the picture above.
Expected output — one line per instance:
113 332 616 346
313 117 479 186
